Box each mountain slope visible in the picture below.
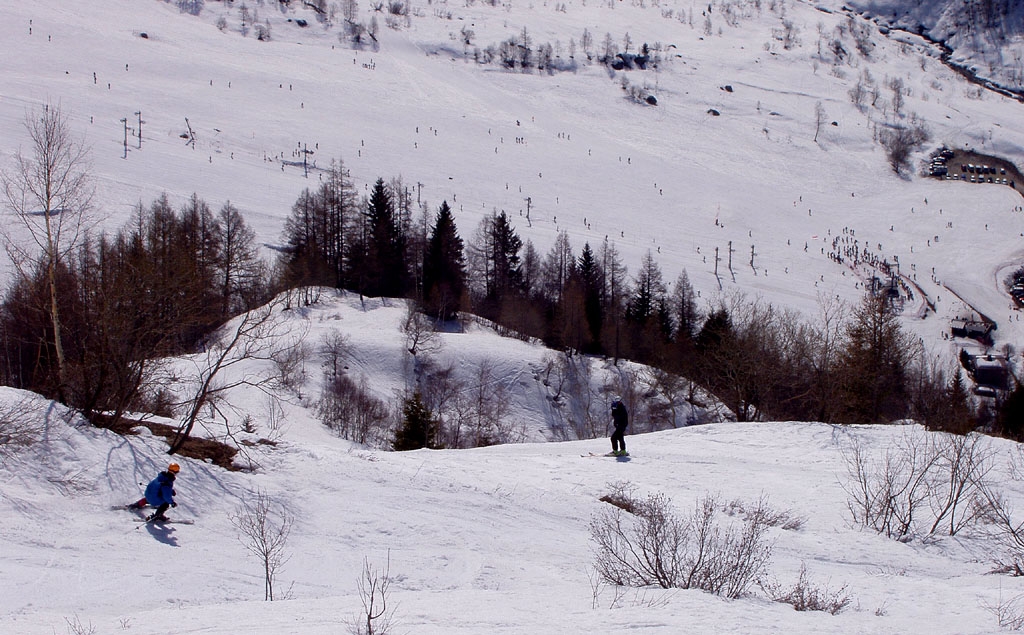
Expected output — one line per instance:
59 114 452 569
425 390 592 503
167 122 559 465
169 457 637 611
2 0 1023 358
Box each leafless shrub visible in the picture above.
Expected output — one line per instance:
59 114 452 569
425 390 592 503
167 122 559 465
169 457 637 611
317 373 391 447
319 331 352 380
927 433 995 535
463 358 513 446
63 614 96 635
847 15 873 58
987 594 1024 626
762 563 852 614
983 592 1024 629
273 340 310 394
841 432 937 539
0 397 44 456
348 553 398 635
841 430 997 540
255 21 272 42
231 490 293 601
598 481 640 514
177 0 204 15
590 491 774 598
774 19 799 50
264 396 288 442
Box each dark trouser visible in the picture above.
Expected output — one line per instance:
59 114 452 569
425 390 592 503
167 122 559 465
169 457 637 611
611 425 626 453
153 503 170 518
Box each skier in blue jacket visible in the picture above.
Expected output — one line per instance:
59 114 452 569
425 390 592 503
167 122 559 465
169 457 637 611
129 463 179 521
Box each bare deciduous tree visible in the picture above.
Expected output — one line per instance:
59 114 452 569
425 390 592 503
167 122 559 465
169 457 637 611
1 105 95 400
402 304 440 357
231 490 293 601
169 298 305 455
814 101 827 142
0 396 45 457
350 553 397 635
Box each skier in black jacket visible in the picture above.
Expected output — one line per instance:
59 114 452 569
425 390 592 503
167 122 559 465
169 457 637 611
610 396 628 456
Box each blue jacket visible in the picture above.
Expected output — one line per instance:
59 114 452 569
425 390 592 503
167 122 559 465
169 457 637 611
145 472 176 506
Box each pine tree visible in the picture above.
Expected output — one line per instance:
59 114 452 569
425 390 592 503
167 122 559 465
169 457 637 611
999 382 1024 441
422 201 465 320
364 178 407 298
471 211 523 320
577 243 604 353
393 391 439 450
942 369 975 434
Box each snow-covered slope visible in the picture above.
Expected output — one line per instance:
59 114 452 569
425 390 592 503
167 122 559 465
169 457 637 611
2 0 1024 357
3 1 1024 631
3 380 1024 634
842 0 1024 93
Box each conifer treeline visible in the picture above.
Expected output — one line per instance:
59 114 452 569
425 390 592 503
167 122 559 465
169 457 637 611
275 165 998 433
0 164 1017 435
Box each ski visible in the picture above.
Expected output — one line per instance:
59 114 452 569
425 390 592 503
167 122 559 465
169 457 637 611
581 452 630 458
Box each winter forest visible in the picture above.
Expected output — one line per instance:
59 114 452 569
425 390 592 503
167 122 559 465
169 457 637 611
3 156 1003 448
6 0 1024 632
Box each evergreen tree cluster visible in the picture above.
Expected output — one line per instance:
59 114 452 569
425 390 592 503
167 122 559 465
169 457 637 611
0 166 1016 441
279 175 999 433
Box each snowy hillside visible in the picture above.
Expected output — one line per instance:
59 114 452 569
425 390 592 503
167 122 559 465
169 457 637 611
5 376 1024 634
4 0 1024 632
2 0 1024 355
843 0 1024 94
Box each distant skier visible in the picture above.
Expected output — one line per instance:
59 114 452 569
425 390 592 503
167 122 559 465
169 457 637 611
129 463 180 522
610 396 629 457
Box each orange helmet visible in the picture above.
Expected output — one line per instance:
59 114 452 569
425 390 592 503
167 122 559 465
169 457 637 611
168 463 181 474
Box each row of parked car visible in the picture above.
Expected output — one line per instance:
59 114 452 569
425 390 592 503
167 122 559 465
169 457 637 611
945 173 1015 186
963 163 1006 175
1011 275 1024 308
928 148 954 176
928 149 1017 186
